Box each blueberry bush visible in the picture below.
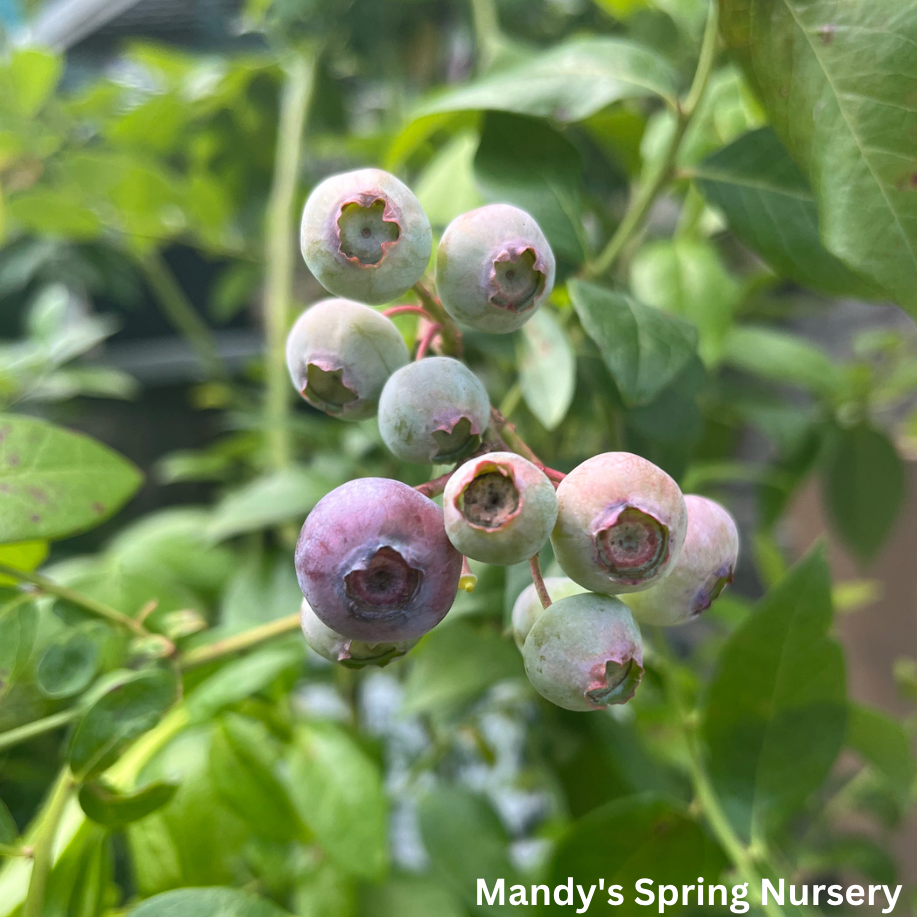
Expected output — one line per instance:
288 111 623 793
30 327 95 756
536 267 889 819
1 0 916 915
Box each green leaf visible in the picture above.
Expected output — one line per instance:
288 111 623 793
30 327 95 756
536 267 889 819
0 597 37 694
719 0 917 314
847 705 916 805
630 238 741 365
107 508 236 596
418 788 519 915
78 778 178 829
474 113 585 261
414 132 484 229
4 49 62 117
416 37 678 122
0 798 18 845
210 714 303 843
402 621 521 718
695 128 878 298
821 424 905 564
69 668 179 780
569 280 698 407
360 876 466 917
703 548 847 840
36 623 105 699
518 310 576 431
289 722 387 880
294 862 357 917
548 795 726 899
722 325 843 397
186 644 303 723
129 887 293 917
0 414 142 543
0 541 47 585
208 468 342 542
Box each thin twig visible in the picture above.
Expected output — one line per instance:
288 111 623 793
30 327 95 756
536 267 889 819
178 613 301 670
412 282 462 357
414 470 454 499
529 555 552 610
0 564 147 637
382 305 434 321
415 323 442 361
0 709 80 755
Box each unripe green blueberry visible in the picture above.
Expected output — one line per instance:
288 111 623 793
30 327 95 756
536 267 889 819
442 452 558 565
377 357 491 464
300 169 432 305
300 599 416 668
625 495 739 626
435 204 556 333
551 452 687 595
511 576 587 650
286 298 410 420
295 477 462 642
523 592 644 711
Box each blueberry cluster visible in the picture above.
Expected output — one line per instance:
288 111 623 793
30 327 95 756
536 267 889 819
289 168 739 711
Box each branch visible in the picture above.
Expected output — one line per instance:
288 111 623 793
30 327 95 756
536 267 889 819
584 2 720 279
264 54 316 471
653 630 785 917
412 282 462 357
22 768 73 917
0 710 80 755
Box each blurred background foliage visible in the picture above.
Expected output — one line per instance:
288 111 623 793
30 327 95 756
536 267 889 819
0 0 916 915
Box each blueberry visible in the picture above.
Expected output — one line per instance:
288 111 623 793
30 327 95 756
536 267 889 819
286 298 410 420
551 452 687 594
523 592 644 711
295 477 462 642
300 598 416 668
435 204 555 333
377 357 491 464
511 576 587 651
625 495 739 626
300 169 432 305
443 452 558 565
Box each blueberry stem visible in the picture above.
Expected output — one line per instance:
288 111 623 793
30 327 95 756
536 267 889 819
412 282 463 356
414 470 453 499
529 554 552 610
382 305 435 321
415 322 443 360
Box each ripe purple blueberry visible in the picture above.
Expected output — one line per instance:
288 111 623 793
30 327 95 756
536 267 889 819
625 495 739 626
511 576 587 650
300 169 432 305
295 477 462 642
443 452 558 565
378 357 491 464
300 599 416 668
551 452 687 595
523 592 644 711
285 298 410 420
435 204 556 333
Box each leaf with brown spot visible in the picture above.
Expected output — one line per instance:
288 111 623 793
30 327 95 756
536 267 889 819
0 414 142 543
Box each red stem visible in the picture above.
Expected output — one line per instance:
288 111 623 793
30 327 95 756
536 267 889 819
529 555 552 610
415 323 442 361
382 305 434 321
415 470 453 499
